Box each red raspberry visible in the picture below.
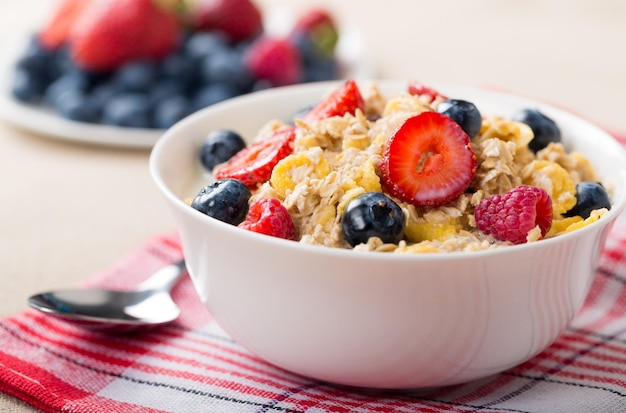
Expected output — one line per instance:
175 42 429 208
239 198 296 240
474 185 553 244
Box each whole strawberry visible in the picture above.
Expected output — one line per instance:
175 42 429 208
244 36 302 86
38 0 92 50
69 0 180 72
189 0 263 43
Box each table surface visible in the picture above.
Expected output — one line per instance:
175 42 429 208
1 0 625 411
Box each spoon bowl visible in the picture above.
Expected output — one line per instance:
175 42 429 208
28 260 186 330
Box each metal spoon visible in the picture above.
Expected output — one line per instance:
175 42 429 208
27 260 187 330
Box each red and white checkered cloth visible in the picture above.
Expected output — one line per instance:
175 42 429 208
2 134 626 413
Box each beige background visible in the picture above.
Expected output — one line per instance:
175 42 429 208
1 0 625 411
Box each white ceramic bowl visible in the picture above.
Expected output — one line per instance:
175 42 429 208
150 80 626 389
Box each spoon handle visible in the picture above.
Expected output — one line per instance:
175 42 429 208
137 260 187 292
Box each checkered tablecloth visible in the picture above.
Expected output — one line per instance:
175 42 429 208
1 136 625 413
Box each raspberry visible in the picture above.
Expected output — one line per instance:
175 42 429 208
474 185 553 244
239 198 297 240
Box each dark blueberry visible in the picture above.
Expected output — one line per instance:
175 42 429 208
11 69 46 103
85 82 119 119
191 178 251 225
511 108 561 152
153 95 192 129
302 58 338 83
291 33 320 64
15 35 57 83
199 129 246 171
184 31 229 62
198 50 253 92
437 99 482 139
111 60 159 93
44 72 91 107
160 52 197 84
147 80 187 107
341 192 405 247
54 90 99 122
564 182 611 219
192 83 240 112
101 93 153 128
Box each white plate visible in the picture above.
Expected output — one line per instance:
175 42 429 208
0 14 375 149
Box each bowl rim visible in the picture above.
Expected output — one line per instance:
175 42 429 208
150 79 626 263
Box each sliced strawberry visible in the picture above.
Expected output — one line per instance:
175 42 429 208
379 111 477 208
303 79 365 121
214 126 296 187
407 81 448 101
239 198 296 240
38 0 92 50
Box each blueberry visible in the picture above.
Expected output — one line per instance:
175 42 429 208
192 83 240 112
153 95 191 129
112 60 159 93
44 73 90 107
303 59 338 83
101 93 153 128
437 99 482 139
564 182 611 219
15 35 57 83
147 80 187 107
11 69 45 102
160 52 197 85
86 82 119 119
191 178 251 225
341 192 405 247
511 108 561 152
199 50 253 92
54 90 99 122
184 31 229 62
199 129 246 171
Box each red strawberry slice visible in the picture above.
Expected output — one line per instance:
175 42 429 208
380 111 477 208
214 126 296 187
407 81 448 101
303 79 365 121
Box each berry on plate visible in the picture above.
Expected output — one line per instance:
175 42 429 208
191 178 251 225
244 36 302 87
69 0 180 72
214 126 296 187
39 0 92 50
303 79 365 121
290 8 338 61
379 111 477 208
474 185 553 244
239 198 296 240
341 192 405 247
188 0 263 43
